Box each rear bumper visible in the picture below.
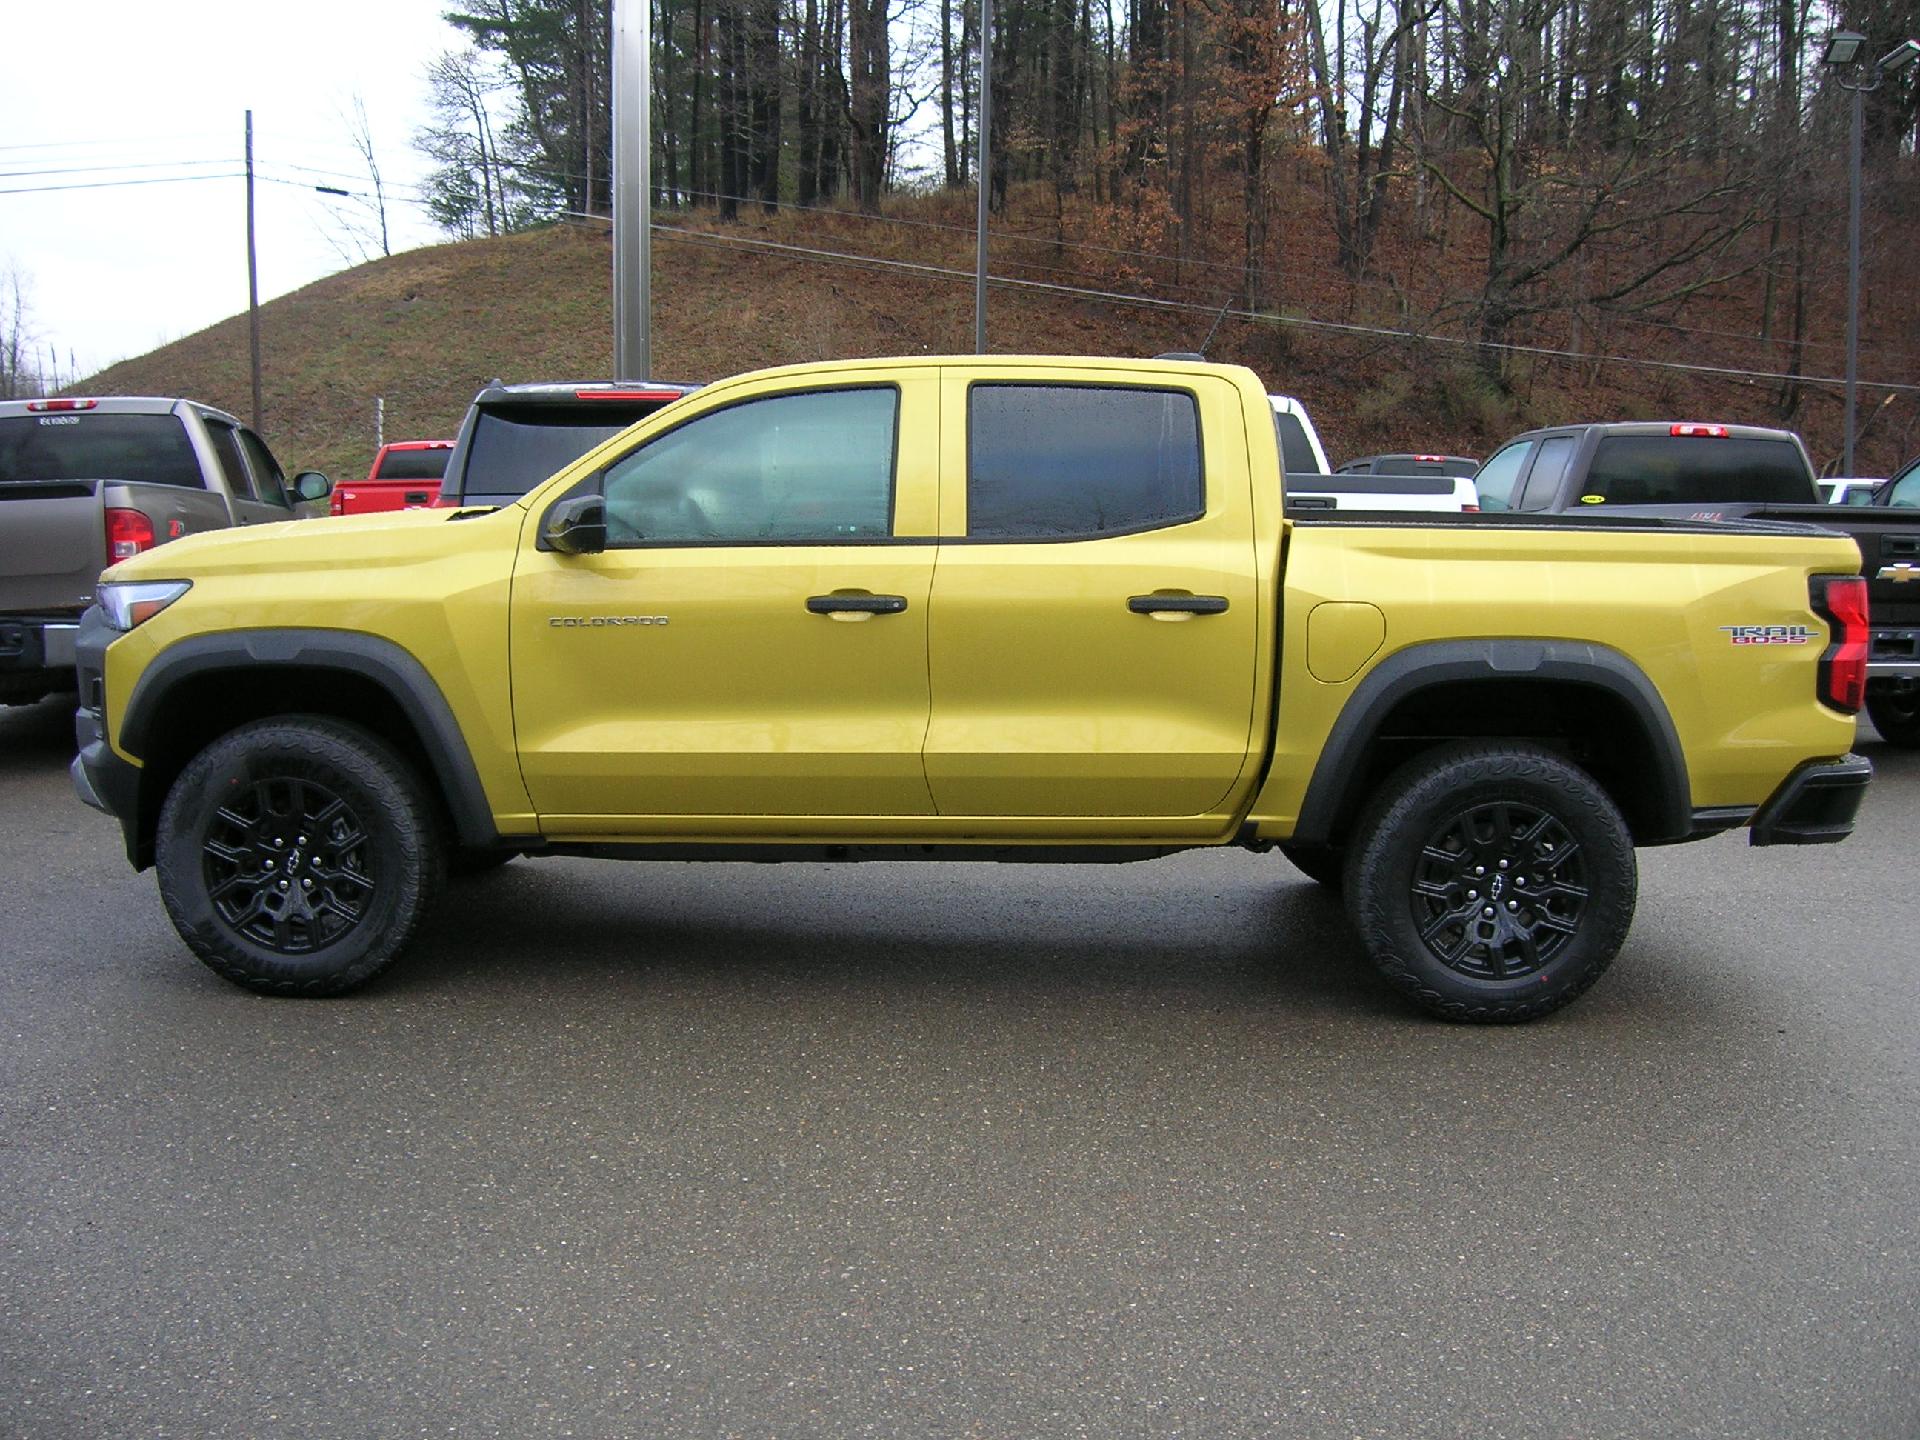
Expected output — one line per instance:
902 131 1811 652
1748 753 1873 846
0 614 80 675
1866 626 1920 681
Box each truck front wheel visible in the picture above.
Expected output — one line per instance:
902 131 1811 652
1343 743 1636 1023
155 717 444 996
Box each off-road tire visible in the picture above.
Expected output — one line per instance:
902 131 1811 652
1278 842 1344 890
155 717 444 996
1342 742 1636 1023
1865 688 1920 748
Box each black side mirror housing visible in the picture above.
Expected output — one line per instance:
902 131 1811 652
542 494 608 554
292 471 332 502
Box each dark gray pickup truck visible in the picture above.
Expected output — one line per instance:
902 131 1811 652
0 397 328 706
1471 420 1920 743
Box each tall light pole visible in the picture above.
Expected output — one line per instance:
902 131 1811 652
613 0 651 380
974 0 993 353
1820 32 1919 475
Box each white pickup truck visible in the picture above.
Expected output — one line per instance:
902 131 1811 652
0 396 329 706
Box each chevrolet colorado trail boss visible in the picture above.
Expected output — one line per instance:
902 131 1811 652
71 357 1872 1021
0 396 329 707
1471 419 1920 745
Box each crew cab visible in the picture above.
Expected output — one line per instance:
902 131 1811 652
70 358 1870 1021
1472 420 1920 746
331 440 454 516
0 396 327 707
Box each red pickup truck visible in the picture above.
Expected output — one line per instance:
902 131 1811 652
329 440 454 516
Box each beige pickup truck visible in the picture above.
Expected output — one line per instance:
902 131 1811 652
0 396 329 706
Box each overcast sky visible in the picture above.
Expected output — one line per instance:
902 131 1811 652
1 0 467 382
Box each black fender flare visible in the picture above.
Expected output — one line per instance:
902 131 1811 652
120 629 500 850
1289 639 1692 846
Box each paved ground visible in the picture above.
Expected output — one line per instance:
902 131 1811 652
1 693 1915 1439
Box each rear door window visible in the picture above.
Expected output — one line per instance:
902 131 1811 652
1517 436 1577 510
1584 436 1815 505
969 385 1202 539
203 420 255 499
236 430 292 509
0 413 203 487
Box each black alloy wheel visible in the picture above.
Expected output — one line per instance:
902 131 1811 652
1344 742 1636 1023
201 775 378 955
1407 799 1587 981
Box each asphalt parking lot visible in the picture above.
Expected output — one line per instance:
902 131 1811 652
2 692 1915 1439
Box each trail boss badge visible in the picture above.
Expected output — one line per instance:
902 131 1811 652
1720 624 1816 646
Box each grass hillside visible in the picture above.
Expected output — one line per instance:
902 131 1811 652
79 189 1920 482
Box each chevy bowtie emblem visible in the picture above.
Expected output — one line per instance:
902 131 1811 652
1878 563 1920 583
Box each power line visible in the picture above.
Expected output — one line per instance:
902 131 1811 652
0 157 239 180
0 172 242 196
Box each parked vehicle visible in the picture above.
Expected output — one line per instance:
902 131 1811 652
0 396 327 707
433 380 698 510
1267 394 1331 476
1819 478 1884 506
331 440 454 516
1337 453 1481 478
1285 472 1478 513
74 357 1868 1021
1469 420 1920 745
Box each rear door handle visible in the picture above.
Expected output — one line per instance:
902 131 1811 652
1128 594 1229 615
806 593 908 618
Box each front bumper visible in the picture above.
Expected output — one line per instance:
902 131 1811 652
69 605 148 868
1748 753 1873 846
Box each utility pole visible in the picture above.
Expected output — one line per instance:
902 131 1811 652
612 0 651 379
973 0 992 353
245 110 263 430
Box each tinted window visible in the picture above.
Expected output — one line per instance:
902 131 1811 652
1584 436 1815 505
602 387 896 544
236 429 291 508
373 447 450 481
461 407 637 499
1272 411 1319 476
1375 456 1479 477
1473 441 1533 512
1517 435 1576 510
1884 471 1920 508
0 414 202 487
971 385 1202 538
203 421 254 499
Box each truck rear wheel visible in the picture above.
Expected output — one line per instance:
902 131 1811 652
1343 742 1636 1023
1865 686 1920 748
155 717 444 996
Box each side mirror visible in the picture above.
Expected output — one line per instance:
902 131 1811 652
542 494 608 554
292 471 332 503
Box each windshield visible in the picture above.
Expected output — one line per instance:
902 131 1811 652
0 413 201 487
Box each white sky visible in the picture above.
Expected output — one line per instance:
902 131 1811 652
0 0 467 380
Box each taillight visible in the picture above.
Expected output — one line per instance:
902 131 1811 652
105 507 156 561
1670 423 1729 438
577 389 683 401
26 398 98 412
1811 573 1868 713
329 489 347 516
1462 503 1481 513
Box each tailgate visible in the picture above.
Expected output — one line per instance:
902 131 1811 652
0 481 107 612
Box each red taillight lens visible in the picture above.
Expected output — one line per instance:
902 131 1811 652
577 389 683 401
1670 423 1729 438
1812 573 1868 713
26 398 98 412
105 507 156 562
329 489 346 515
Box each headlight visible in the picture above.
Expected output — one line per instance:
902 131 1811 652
98 580 192 631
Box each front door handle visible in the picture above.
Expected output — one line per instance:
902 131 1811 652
1128 594 1229 616
806 593 909 620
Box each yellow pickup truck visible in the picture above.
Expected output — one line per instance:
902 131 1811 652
71 356 1871 1021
